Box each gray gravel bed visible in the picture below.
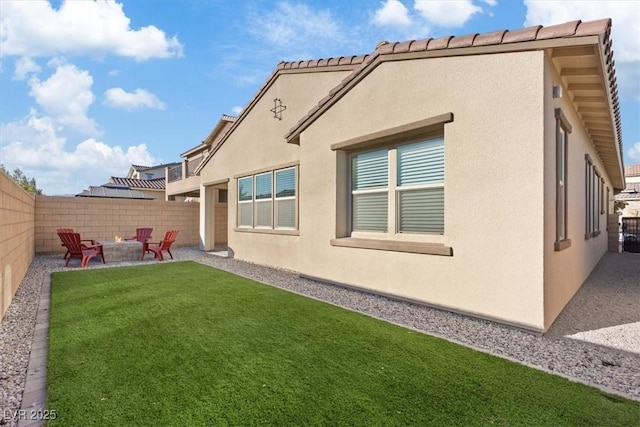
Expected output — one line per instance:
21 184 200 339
1 249 639 425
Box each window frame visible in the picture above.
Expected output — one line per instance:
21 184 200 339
235 164 298 233
554 109 571 251
584 154 602 239
349 135 445 239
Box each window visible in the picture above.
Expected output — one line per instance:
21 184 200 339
350 137 444 235
554 109 571 251
237 166 297 230
585 154 602 239
145 173 154 180
218 189 228 203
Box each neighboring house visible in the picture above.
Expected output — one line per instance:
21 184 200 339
616 165 640 217
127 163 179 181
195 19 623 333
166 114 236 201
76 183 154 199
107 176 166 200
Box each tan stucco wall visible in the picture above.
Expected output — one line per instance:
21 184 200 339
35 196 199 254
199 69 352 270
542 55 612 329
0 171 35 320
297 51 546 330
166 174 200 198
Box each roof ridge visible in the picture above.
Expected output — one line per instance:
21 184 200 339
285 18 618 147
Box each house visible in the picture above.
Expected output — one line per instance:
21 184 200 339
615 165 640 217
166 114 236 201
127 163 178 180
107 176 166 200
195 18 623 333
76 183 154 199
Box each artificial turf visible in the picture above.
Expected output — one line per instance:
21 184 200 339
47 261 640 426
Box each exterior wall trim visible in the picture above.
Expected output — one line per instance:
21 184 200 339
233 161 300 179
202 178 230 186
330 112 453 152
330 237 453 256
234 228 300 236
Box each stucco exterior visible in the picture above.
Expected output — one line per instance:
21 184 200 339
197 19 623 332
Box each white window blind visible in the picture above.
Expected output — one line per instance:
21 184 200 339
275 168 296 228
238 176 253 227
255 173 272 227
352 149 388 232
397 138 444 234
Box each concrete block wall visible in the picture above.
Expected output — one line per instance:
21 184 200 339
0 170 36 320
35 196 200 254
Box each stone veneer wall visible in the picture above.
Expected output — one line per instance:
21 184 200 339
0 171 36 320
35 196 200 254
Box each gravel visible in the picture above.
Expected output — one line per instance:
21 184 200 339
2 248 639 424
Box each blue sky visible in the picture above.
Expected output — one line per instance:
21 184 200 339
0 0 638 195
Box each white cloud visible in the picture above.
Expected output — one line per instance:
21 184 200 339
28 63 99 135
103 88 166 111
481 0 497 6
249 2 342 48
13 57 41 80
0 110 158 194
109 70 120 76
414 0 482 28
627 142 640 164
373 0 412 27
0 0 183 61
524 1 640 63
231 106 244 116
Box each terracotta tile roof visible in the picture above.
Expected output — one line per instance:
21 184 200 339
194 55 368 175
625 165 640 177
131 162 180 171
285 18 620 151
615 183 640 201
109 177 166 190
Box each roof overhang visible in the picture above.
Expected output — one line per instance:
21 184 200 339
284 19 624 190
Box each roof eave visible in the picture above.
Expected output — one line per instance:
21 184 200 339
285 35 603 144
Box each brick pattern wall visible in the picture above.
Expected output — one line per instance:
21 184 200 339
0 171 36 320
214 202 228 246
35 196 200 254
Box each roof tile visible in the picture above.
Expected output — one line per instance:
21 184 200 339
409 38 431 52
393 41 413 53
448 33 477 48
473 30 507 46
502 25 541 43
536 20 580 39
625 165 640 177
574 18 611 36
427 36 453 50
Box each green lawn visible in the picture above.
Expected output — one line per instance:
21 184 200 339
47 262 640 426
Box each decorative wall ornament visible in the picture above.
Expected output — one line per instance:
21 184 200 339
270 98 287 120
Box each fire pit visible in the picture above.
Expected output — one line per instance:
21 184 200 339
97 239 143 262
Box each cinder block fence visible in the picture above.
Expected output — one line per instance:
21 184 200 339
35 196 199 253
1 171 200 320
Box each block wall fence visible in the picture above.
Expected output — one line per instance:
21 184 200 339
1 170 36 320
35 196 200 253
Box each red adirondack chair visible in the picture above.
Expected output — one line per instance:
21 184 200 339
126 227 153 243
142 230 179 261
125 227 153 256
57 228 96 259
57 232 105 267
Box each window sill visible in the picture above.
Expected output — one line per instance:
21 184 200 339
584 230 601 240
554 239 572 252
234 227 299 236
330 237 452 256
